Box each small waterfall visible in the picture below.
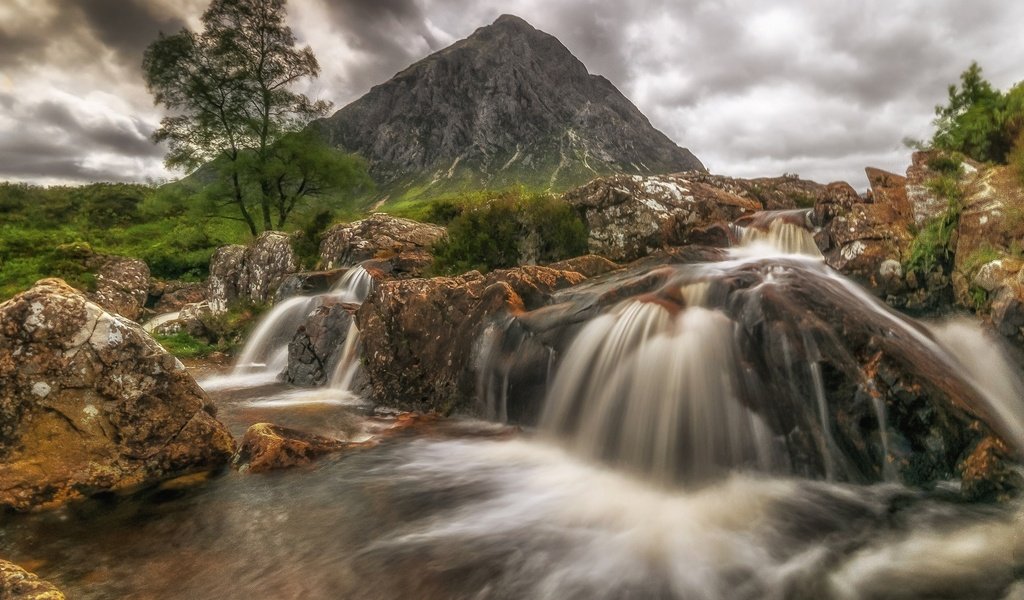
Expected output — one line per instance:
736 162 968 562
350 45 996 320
734 215 823 258
200 265 373 392
541 301 786 485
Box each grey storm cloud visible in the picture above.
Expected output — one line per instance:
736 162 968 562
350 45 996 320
74 0 189 70
2 0 1023 186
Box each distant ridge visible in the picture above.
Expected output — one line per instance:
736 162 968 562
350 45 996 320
315 14 705 203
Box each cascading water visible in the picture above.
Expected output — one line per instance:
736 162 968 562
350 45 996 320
492 211 1024 490
199 265 373 393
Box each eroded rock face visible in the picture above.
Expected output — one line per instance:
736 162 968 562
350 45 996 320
91 257 151 321
232 423 345 473
0 279 234 511
207 232 298 312
0 560 65 600
563 173 762 262
546 255 620 278
319 214 446 271
355 266 586 414
286 299 356 387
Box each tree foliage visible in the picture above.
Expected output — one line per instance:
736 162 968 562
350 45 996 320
143 0 367 234
930 62 1024 165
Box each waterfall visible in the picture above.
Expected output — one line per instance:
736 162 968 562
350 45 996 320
200 265 373 393
487 210 1024 489
541 302 786 485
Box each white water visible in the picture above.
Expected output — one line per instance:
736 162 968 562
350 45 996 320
542 301 786 484
199 265 373 394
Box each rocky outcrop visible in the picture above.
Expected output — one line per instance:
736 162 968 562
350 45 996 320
0 560 65 599
207 232 298 312
286 299 356 387
91 257 150 321
0 279 234 511
319 214 445 271
952 164 1024 340
355 266 586 414
564 173 762 262
315 14 704 199
814 171 914 298
232 423 345 473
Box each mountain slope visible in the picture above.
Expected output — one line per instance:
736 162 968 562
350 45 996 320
315 14 704 203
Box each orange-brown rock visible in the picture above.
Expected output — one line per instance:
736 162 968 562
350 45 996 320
815 168 913 297
0 279 235 511
0 560 65 600
355 266 585 415
232 423 346 473
546 255 620 278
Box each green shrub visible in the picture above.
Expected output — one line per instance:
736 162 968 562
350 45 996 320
926 153 964 176
431 190 587 275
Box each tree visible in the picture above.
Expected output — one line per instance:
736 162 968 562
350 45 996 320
930 62 1021 164
143 0 365 235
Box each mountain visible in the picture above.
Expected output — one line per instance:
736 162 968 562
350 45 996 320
315 14 705 204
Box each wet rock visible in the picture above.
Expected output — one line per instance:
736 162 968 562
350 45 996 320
564 173 761 262
286 299 356 387
0 279 235 511
481 258 1018 493
319 214 446 270
0 560 65 599
150 281 206 313
273 269 347 302
207 232 298 312
148 302 214 339
232 423 346 473
355 266 585 414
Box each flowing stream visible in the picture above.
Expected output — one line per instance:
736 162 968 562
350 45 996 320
4 220 1024 599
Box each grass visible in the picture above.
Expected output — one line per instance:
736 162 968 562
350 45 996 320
904 172 964 276
154 332 221 359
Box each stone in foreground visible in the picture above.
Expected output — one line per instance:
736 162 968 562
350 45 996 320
0 279 235 511
0 560 65 600
232 423 346 473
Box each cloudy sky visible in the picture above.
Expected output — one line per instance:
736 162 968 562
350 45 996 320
2 0 1022 189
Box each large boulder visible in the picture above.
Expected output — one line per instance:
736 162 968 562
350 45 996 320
319 214 446 272
355 266 586 414
91 257 150 321
207 232 298 312
0 279 235 511
563 173 762 262
0 560 64 599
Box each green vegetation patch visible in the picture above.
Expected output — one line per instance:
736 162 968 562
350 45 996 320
904 173 964 276
428 189 588 274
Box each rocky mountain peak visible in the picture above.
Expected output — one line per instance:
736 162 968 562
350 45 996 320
317 14 704 204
